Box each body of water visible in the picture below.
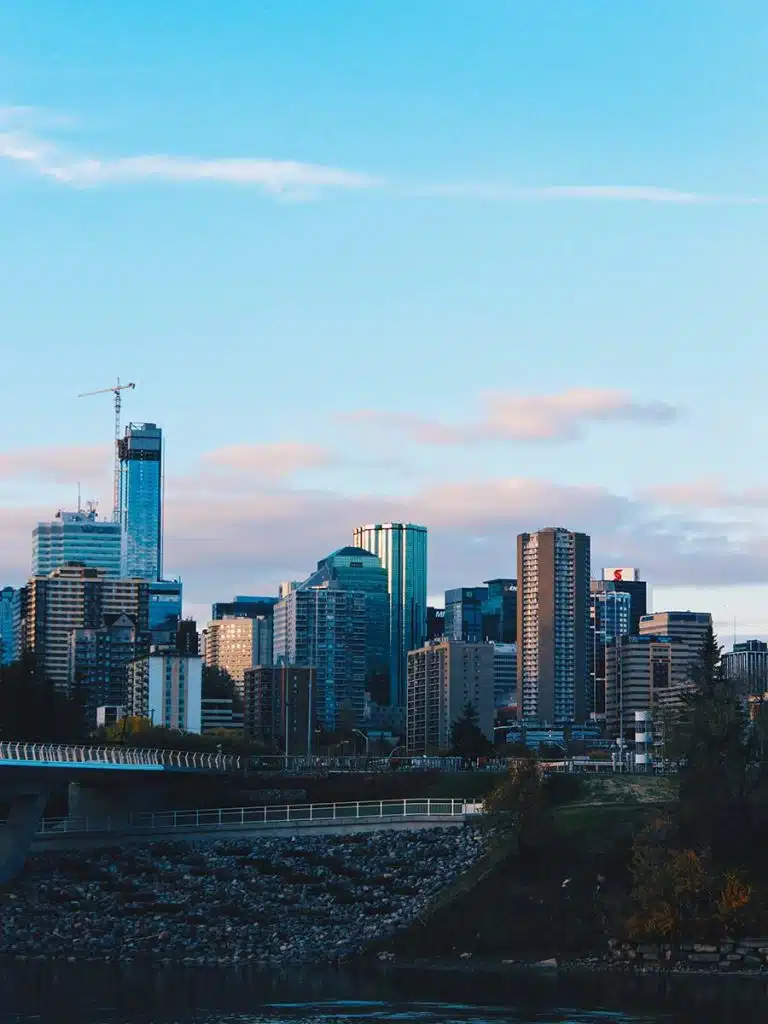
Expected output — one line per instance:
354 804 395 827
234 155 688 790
1 962 766 1024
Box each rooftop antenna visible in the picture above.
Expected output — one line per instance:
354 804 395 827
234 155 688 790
77 378 136 521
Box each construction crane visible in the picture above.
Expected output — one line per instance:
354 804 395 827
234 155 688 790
78 378 136 521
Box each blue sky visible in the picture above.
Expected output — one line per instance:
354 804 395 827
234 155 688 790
2 1 768 637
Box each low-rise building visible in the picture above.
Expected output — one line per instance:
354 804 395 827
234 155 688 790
127 652 202 733
722 640 768 696
69 612 150 727
492 642 517 709
605 634 686 738
243 665 316 754
406 640 494 755
201 697 244 735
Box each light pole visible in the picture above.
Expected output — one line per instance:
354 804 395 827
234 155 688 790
352 728 369 756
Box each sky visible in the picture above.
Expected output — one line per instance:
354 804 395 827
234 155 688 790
2 1 768 640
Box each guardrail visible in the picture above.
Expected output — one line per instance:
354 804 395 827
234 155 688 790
35 797 480 837
250 755 510 773
0 742 240 773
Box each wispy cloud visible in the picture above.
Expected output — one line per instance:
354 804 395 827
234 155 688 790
2 105 766 204
200 442 337 479
641 478 768 509
0 105 379 196
344 389 680 445
410 182 766 205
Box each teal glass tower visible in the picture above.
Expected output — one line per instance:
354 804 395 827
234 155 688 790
273 546 389 730
352 523 428 708
118 423 163 581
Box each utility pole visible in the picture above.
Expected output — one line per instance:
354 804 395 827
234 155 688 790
78 378 136 521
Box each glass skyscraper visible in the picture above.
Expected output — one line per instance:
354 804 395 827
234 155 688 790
590 581 632 717
0 586 24 665
32 510 121 578
118 423 163 580
273 546 389 730
444 587 488 643
353 523 428 708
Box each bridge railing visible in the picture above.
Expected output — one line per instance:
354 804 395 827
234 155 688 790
0 742 240 773
35 797 481 836
250 755 511 773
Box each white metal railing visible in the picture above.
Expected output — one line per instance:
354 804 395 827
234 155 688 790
34 797 480 836
0 742 240 772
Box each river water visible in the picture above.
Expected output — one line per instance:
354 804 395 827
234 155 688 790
1 962 766 1024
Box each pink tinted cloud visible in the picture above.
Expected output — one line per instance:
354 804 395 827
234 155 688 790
0 445 109 483
344 389 679 444
642 478 768 509
200 442 336 479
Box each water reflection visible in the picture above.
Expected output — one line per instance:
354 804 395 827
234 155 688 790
0 962 766 1024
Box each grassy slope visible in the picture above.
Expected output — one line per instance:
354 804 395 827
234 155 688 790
386 774 677 960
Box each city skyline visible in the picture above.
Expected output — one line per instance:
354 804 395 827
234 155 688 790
3 3 768 639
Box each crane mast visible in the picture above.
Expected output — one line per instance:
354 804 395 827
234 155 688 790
77 378 136 521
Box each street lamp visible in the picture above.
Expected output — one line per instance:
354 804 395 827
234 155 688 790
352 728 369 756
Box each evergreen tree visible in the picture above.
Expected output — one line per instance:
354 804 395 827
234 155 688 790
0 653 85 743
450 701 493 759
201 665 243 711
676 624 753 864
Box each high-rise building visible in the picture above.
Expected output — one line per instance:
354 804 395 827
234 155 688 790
601 568 647 634
127 652 202 732
212 595 278 620
444 587 488 643
590 581 632 716
517 527 591 725
69 612 150 726
482 579 517 644
353 523 428 707
638 611 712 687
273 546 389 729
203 615 273 687
243 665 316 753
148 579 183 647
118 422 163 580
406 640 494 754
492 642 517 709
25 563 149 690
32 509 121 578
0 585 24 665
605 634 685 739
426 606 446 641
176 618 199 655
723 640 768 696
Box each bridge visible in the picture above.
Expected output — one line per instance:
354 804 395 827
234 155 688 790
0 742 241 774
32 796 480 842
2 796 479 880
0 742 243 885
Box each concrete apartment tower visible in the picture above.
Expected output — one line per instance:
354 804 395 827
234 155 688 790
517 527 591 725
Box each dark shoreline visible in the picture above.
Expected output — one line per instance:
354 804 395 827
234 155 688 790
5 949 768 980
3 956 768 1023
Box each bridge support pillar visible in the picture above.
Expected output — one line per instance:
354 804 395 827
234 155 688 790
67 782 131 826
0 790 48 884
